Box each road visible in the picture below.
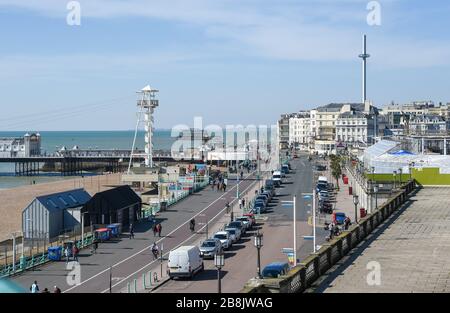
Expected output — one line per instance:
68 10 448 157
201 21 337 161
154 155 328 293
11 172 257 293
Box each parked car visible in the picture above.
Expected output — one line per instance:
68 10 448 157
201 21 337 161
261 262 290 278
225 227 241 243
261 191 272 201
199 239 222 259
168 246 204 279
213 231 232 250
236 216 251 230
228 220 245 235
281 164 290 175
244 213 256 227
253 200 266 213
264 180 275 195
256 194 269 206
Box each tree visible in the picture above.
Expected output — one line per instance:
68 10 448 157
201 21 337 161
330 155 342 190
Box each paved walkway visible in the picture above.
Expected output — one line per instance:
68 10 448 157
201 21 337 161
316 187 450 293
11 173 257 293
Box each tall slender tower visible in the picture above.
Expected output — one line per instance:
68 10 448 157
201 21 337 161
128 85 159 173
358 34 370 104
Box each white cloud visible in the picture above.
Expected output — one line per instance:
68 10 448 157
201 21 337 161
0 0 449 68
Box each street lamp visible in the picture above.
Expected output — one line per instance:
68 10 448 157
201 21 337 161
353 194 359 223
214 253 225 293
393 170 397 189
398 168 403 185
409 162 415 181
371 166 375 182
373 185 379 210
254 231 263 279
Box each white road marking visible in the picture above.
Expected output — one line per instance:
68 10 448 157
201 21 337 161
100 177 258 293
63 171 255 293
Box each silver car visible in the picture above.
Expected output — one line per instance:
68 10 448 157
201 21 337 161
199 238 222 259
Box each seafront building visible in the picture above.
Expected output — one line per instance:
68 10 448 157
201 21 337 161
0 133 41 158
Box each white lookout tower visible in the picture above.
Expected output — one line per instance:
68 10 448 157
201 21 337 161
128 85 159 173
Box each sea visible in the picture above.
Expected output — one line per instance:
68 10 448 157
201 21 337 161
0 130 176 189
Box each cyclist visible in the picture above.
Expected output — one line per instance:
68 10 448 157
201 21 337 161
151 242 159 260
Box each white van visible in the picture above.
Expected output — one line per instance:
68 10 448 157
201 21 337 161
318 176 328 184
168 246 204 279
272 170 282 185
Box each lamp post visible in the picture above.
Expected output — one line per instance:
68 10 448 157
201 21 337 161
254 231 263 279
214 253 225 293
373 185 379 210
409 162 415 181
393 170 397 189
399 168 403 185
353 194 359 223
371 166 375 182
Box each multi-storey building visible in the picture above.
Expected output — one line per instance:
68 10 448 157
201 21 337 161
335 111 375 145
408 114 449 135
288 112 311 151
278 114 290 150
0 133 41 158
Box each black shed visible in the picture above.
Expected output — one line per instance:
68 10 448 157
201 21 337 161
82 185 141 227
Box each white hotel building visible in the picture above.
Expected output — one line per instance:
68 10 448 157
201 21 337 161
288 112 311 151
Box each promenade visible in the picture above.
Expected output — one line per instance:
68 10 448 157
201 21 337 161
316 187 450 293
10 173 257 292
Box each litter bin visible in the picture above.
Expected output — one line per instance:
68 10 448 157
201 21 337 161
48 246 62 261
343 176 349 185
106 224 121 237
348 186 353 195
360 208 367 218
95 228 111 241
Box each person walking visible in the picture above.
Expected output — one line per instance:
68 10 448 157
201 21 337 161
153 223 158 237
64 246 70 264
225 201 230 214
242 198 246 209
91 239 98 254
189 218 196 233
30 281 39 293
223 178 228 192
239 198 243 210
53 286 61 293
157 223 162 237
72 244 79 263
129 223 135 239
240 171 244 180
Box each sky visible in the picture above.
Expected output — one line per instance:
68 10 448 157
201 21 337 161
0 0 449 131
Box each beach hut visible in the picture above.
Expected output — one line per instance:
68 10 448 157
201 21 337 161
82 185 141 228
21 188 91 240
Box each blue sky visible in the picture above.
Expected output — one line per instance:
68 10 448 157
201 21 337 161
0 0 449 130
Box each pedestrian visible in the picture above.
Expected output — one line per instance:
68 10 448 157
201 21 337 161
226 202 230 214
240 171 244 180
30 281 39 293
91 239 98 254
328 222 335 240
242 198 246 209
239 198 243 209
53 286 61 293
189 218 196 233
129 223 135 239
152 223 157 236
344 217 351 230
72 244 79 262
157 223 162 237
223 178 227 192
41 288 50 294
64 246 70 264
